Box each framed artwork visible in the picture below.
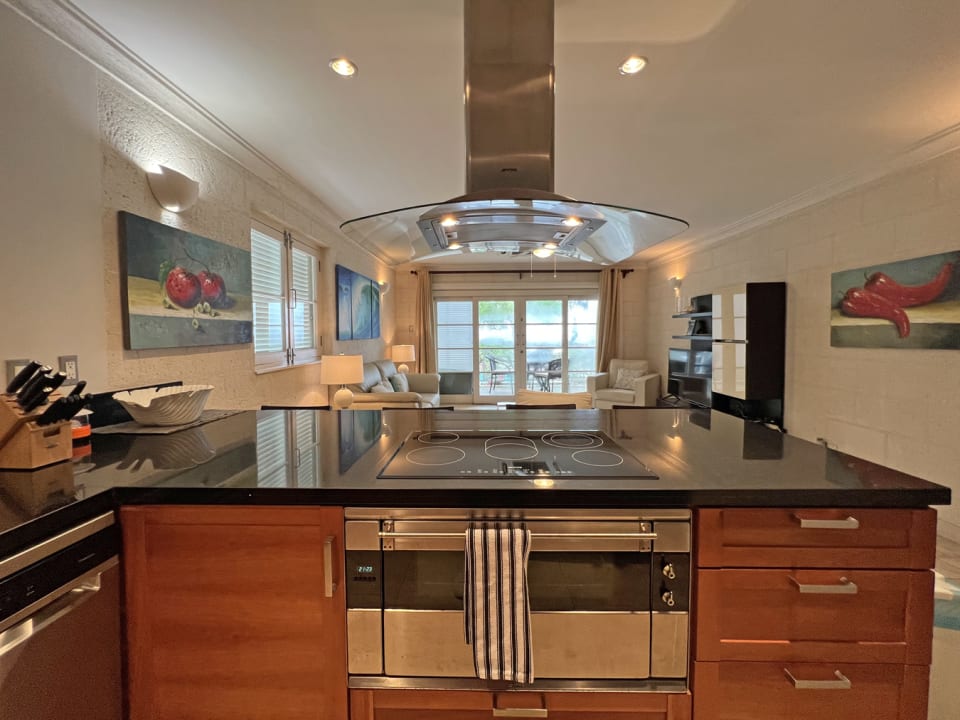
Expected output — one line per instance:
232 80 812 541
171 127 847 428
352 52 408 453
119 212 253 350
335 264 381 340
831 250 960 348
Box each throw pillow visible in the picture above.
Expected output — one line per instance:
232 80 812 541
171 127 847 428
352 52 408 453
389 374 410 392
370 382 394 393
613 367 645 392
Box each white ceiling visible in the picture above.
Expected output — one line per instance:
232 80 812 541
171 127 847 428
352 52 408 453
72 0 960 264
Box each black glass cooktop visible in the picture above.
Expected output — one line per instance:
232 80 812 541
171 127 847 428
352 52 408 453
378 431 659 480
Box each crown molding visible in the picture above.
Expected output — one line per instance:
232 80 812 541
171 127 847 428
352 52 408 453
647 121 960 268
2 0 350 238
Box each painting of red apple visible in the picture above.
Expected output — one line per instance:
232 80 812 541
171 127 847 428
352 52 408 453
120 212 252 349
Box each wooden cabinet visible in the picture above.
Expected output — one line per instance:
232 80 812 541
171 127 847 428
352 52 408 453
350 689 691 720
693 507 937 720
122 505 347 720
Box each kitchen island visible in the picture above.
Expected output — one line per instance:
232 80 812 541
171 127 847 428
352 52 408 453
0 408 951 720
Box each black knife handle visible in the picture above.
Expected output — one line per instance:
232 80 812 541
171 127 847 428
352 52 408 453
5 360 41 394
68 380 87 397
21 372 68 413
17 365 52 405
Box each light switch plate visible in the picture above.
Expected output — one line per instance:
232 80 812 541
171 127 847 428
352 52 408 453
58 355 79 386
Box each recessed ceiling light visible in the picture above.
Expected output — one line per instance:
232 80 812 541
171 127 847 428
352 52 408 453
618 55 647 75
329 57 357 77
440 216 459 227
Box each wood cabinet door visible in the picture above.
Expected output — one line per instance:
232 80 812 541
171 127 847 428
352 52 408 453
123 505 347 720
696 508 936 569
695 569 934 664
349 689 691 720
693 661 929 720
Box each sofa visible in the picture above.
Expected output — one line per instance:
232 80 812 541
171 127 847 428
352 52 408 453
587 359 660 408
347 359 440 409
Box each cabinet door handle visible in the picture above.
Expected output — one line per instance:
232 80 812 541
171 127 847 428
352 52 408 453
493 710 548 718
784 668 852 690
793 514 860 530
323 535 337 598
788 576 858 594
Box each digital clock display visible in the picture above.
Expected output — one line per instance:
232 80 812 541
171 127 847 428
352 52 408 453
356 565 374 574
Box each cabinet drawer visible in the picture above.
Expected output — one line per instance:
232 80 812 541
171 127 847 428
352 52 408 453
695 569 933 664
349 689 691 720
692 662 928 720
696 508 936 569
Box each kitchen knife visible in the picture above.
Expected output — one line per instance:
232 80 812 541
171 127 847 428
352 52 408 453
5 360 42 394
19 371 67 413
15 365 51 404
35 394 89 426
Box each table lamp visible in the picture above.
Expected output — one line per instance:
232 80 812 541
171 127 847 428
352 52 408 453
391 345 416 374
320 354 364 408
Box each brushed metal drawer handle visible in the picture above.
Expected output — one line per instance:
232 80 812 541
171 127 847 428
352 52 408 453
493 710 548 718
323 535 337 598
793 514 860 530
784 668 852 690
788 576 858 594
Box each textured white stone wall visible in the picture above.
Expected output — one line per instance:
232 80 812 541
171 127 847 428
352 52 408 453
648 150 960 537
99 77 395 409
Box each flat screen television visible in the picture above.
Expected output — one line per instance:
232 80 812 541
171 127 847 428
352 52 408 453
666 347 712 408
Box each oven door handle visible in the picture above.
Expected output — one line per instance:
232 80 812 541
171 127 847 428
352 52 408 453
378 531 658 540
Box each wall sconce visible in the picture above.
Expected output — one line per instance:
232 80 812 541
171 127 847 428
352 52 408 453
319 354 364 408
379 281 390 296
669 276 683 313
391 344 416 374
147 165 199 213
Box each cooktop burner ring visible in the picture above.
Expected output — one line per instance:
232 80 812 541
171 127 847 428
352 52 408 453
406 446 468 466
541 432 604 449
484 436 539 461
570 449 625 468
416 432 460 444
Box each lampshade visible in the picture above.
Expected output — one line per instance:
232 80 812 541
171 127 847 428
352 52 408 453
391 344 415 374
147 165 199 212
320 354 364 385
391 345 416 363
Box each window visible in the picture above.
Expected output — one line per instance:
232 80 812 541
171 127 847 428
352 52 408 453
251 220 320 371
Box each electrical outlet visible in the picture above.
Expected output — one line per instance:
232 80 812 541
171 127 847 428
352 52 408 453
58 355 79 386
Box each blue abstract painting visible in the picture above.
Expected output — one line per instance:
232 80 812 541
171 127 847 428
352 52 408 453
335 265 381 340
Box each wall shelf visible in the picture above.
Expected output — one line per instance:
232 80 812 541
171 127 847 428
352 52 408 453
671 311 713 319
672 335 713 341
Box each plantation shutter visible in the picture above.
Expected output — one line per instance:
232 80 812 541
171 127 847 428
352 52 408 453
251 224 286 369
290 242 318 361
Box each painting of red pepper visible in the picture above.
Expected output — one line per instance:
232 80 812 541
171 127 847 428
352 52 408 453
831 250 960 348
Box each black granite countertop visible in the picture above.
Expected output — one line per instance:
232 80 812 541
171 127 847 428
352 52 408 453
0 407 950 559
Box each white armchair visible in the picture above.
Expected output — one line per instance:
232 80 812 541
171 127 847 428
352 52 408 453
588 359 660 409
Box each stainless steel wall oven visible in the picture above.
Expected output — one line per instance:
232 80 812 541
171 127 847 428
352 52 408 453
345 508 691 691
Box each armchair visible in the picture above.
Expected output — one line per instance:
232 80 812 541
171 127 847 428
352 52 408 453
587 359 660 409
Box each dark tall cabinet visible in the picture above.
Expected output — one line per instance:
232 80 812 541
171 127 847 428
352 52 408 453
711 282 786 427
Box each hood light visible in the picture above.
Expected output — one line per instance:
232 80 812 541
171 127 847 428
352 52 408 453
619 56 647 75
329 57 358 77
544 241 558 250
532 247 555 258
448 242 462 250
440 216 459 227
562 217 582 227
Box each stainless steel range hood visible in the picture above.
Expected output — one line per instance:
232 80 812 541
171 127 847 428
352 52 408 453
340 0 688 265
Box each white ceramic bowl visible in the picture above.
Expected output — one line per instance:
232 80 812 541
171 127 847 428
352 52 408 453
112 385 214 426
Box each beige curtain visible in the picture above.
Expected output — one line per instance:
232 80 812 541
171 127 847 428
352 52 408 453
414 271 437 373
596 268 621 370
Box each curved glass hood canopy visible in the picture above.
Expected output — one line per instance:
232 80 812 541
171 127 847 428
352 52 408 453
340 0 689 266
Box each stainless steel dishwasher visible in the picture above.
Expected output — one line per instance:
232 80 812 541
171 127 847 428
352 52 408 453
0 512 121 720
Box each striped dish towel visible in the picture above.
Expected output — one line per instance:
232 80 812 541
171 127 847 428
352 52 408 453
464 522 534 684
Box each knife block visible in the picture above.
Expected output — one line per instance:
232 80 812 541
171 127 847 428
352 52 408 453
0 394 73 470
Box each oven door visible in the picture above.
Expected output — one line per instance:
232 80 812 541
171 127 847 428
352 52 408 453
378 520 653 680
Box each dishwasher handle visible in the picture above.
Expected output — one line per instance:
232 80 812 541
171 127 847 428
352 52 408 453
0 560 115 659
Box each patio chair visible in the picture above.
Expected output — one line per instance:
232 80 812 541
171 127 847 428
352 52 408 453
484 355 513 392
